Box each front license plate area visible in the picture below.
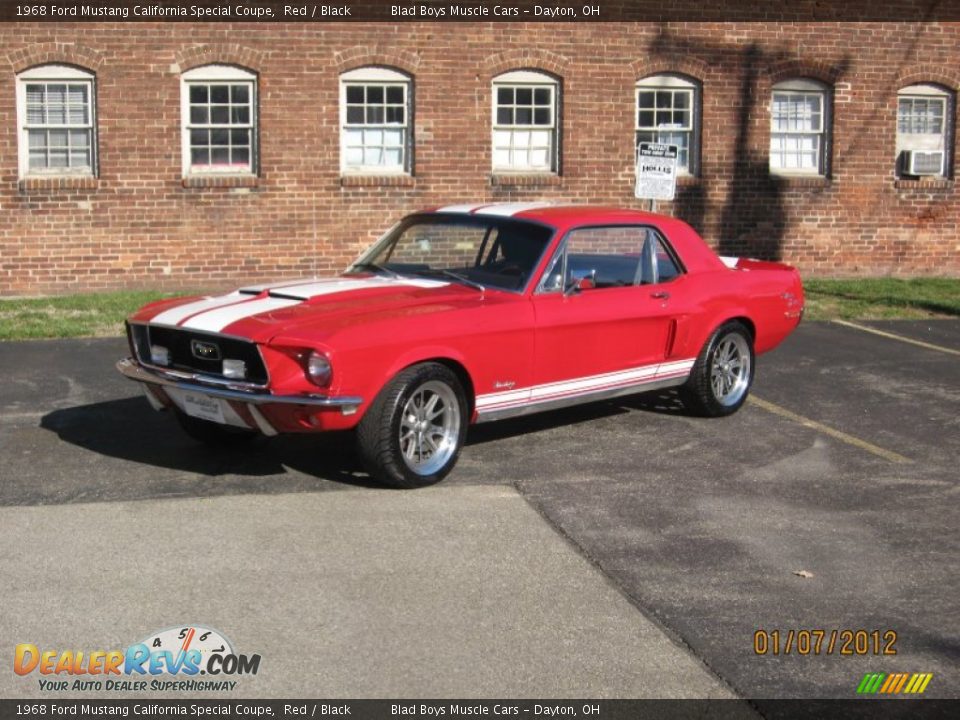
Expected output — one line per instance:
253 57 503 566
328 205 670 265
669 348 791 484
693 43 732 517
182 392 226 424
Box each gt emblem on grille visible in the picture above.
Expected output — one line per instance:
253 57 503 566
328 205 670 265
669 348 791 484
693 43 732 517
190 339 221 361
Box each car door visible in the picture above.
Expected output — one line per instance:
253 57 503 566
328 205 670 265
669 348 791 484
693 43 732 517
530 225 681 397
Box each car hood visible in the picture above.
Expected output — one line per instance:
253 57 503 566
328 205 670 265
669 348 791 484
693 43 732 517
134 275 495 343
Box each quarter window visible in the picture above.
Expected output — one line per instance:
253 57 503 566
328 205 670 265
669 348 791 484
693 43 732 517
896 84 953 178
636 75 699 175
340 67 412 174
181 65 257 175
492 70 559 172
16 65 96 177
770 79 830 176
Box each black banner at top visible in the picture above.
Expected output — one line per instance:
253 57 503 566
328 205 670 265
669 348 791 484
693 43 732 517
1 0 959 22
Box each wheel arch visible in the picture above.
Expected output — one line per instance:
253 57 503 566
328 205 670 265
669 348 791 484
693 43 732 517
378 349 477 418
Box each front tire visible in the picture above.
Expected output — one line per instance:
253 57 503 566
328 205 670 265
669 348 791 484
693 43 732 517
356 363 468 488
682 321 755 417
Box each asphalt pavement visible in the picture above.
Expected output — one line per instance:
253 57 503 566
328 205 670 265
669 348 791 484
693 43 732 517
0 320 957 701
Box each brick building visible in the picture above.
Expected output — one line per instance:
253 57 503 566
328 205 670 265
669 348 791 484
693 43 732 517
1 17 958 296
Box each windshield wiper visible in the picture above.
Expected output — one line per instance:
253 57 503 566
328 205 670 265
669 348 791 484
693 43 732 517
349 261 402 279
417 269 486 293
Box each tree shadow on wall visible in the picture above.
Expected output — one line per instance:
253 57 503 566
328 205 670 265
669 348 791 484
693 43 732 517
649 32 851 262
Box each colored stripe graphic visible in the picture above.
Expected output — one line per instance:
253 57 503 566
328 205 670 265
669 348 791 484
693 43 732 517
857 672 932 694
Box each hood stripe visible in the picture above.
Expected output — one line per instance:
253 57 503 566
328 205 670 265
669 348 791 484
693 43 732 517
149 292 247 327
160 276 451 334
180 296 302 332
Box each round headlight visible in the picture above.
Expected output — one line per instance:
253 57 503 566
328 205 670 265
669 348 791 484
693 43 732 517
306 351 332 387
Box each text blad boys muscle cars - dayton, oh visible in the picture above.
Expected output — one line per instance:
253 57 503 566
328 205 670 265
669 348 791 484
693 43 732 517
118 203 804 487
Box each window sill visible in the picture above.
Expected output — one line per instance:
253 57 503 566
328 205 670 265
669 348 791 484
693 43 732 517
341 174 416 188
490 173 562 188
18 176 98 192
894 178 953 191
182 175 259 189
770 174 831 189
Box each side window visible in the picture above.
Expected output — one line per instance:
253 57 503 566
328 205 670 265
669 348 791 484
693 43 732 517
541 226 682 292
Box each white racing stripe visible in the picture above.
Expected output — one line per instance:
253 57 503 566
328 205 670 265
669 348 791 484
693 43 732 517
149 292 248 327
166 276 450 333
180 296 303 332
435 203 491 214
473 202 554 217
475 358 696 410
271 277 447 299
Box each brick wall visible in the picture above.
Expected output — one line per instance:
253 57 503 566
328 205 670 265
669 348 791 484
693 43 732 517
1 19 958 296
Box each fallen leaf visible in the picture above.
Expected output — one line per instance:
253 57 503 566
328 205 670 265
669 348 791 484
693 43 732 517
793 569 814 579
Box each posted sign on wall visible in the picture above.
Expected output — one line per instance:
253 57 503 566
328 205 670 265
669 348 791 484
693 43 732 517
635 143 679 201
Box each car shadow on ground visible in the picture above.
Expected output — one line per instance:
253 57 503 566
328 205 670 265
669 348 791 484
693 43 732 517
32 389 696 505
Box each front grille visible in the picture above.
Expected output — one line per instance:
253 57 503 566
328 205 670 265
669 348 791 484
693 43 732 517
128 323 268 385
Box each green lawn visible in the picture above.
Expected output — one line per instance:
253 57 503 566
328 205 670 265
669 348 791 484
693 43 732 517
0 279 957 340
802 278 960 321
0 291 177 340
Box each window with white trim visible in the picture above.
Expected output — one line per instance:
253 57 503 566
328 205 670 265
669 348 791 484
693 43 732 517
492 70 559 173
896 84 953 178
16 64 96 178
636 75 699 175
770 79 830 175
181 65 257 175
340 67 412 174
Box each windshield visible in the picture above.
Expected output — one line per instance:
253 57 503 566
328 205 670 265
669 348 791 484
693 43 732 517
347 214 555 292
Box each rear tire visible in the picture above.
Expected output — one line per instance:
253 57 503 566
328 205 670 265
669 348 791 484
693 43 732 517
681 321 755 417
174 410 258 446
356 363 468 488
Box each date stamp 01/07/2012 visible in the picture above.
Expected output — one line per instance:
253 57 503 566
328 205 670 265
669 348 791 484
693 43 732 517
753 629 898 656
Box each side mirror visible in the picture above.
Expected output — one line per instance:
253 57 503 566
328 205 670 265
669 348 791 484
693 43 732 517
564 270 596 296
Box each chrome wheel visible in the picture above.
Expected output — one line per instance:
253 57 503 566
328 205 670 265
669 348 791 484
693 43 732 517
399 380 461 476
710 333 751 407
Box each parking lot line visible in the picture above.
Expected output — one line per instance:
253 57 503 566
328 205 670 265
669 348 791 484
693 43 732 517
831 319 960 357
747 395 912 464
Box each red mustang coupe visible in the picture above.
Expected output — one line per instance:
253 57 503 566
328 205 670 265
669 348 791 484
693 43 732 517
119 204 804 487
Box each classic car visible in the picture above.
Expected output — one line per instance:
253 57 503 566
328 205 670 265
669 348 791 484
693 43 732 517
118 203 804 487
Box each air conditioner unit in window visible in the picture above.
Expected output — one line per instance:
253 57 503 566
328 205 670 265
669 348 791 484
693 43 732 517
907 150 945 176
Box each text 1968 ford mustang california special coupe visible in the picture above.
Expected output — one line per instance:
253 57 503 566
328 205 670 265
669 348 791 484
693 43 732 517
119 204 804 487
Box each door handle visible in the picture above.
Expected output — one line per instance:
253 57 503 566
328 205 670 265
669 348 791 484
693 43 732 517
650 291 670 300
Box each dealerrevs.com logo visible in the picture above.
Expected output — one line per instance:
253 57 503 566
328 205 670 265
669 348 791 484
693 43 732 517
14 625 261 692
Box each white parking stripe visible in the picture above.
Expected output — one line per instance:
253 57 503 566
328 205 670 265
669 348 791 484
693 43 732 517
831 319 960 357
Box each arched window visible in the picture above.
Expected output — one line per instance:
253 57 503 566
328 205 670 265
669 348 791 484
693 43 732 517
16 64 96 178
492 70 559 173
340 67 413 174
770 79 831 176
636 74 700 176
180 64 257 176
897 84 953 178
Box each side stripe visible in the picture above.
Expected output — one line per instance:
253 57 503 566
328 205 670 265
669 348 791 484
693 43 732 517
475 358 695 411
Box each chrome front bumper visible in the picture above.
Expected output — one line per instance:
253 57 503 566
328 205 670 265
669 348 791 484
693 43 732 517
116 358 363 409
